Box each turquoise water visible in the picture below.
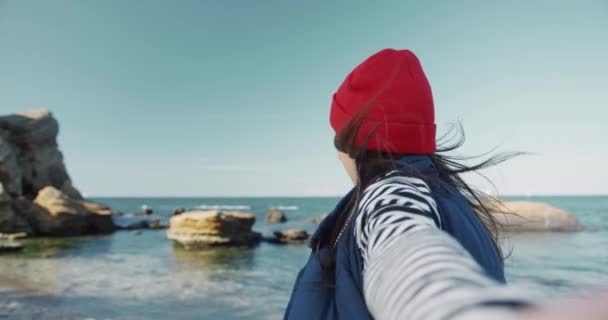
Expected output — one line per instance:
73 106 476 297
1 196 607 319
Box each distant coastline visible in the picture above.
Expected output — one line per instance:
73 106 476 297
86 194 608 199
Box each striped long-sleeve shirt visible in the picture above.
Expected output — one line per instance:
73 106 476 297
354 170 531 320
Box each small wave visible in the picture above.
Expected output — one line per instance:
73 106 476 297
195 204 251 211
271 205 299 211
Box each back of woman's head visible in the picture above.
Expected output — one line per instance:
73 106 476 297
317 48 519 286
330 48 435 156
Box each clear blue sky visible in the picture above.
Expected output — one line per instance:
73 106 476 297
0 0 606 197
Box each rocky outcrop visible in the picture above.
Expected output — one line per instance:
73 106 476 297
264 229 310 245
0 110 114 236
488 200 584 232
265 208 287 224
0 110 81 199
167 210 261 249
20 186 113 236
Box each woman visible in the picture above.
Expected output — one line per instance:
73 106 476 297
283 49 606 320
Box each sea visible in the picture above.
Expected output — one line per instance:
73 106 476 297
1 196 607 320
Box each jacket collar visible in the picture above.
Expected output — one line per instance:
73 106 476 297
391 154 437 176
309 187 355 248
309 155 436 248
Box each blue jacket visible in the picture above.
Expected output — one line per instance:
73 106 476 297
284 155 505 320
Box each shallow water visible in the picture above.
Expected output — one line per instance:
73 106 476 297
1 196 607 319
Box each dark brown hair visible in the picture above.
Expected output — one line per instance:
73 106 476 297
315 100 521 286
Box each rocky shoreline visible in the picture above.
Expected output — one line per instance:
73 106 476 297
0 109 586 254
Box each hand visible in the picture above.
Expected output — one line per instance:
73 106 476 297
518 290 608 320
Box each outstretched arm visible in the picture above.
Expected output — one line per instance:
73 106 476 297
355 172 531 320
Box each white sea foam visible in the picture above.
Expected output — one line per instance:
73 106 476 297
195 204 251 210
270 205 299 211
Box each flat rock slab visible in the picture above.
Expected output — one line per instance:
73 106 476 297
488 200 584 232
168 210 261 249
0 240 23 253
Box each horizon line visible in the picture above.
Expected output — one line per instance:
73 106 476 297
86 193 608 199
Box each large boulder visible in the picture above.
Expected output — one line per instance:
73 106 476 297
0 109 114 237
489 200 584 232
265 208 287 223
167 210 261 249
18 186 115 236
0 110 81 199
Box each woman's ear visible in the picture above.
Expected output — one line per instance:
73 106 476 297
337 150 358 185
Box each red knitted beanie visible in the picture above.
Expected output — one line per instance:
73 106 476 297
330 48 436 154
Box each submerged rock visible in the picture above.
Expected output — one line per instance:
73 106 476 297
173 207 186 216
148 219 168 229
141 205 153 215
488 200 584 232
264 229 310 245
116 219 149 230
167 210 261 249
265 208 287 224
116 218 168 231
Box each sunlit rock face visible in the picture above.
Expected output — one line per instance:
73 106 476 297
0 109 114 236
488 200 584 232
168 210 261 249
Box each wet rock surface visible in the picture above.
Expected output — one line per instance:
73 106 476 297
265 208 286 224
168 210 261 249
264 229 310 245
